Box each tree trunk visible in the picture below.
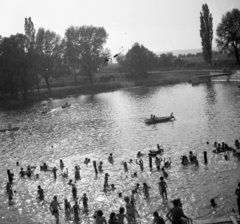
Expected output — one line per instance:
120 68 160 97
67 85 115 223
88 72 93 84
44 78 52 93
74 75 78 87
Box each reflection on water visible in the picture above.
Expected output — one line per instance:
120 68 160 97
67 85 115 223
0 82 240 224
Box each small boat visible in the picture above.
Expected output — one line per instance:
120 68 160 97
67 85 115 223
213 147 234 154
0 127 20 132
145 116 174 125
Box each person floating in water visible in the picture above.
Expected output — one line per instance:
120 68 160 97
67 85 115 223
108 153 114 164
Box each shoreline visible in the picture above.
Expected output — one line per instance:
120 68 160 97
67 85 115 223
0 70 221 110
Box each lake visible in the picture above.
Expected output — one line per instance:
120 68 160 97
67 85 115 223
0 82 240 224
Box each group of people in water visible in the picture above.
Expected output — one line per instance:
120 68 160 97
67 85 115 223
5 140 240 223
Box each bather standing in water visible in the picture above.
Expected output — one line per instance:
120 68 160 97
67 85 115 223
60 159 64 170
108 153 114 164
136 159 144 171
236 182 240 214
75 166 81 182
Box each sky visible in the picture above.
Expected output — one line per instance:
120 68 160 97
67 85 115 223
0 0 239 56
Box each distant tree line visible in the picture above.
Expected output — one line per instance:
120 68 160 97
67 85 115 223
117 7 240 78
0 18 109 100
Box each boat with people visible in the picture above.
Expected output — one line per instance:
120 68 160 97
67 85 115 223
145 113 175 125
0 127 20 132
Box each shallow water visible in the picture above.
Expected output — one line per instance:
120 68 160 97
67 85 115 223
0 82 240 224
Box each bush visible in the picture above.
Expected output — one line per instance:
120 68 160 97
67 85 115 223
185 62 196 67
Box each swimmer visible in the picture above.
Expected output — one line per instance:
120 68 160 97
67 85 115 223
108 153 114 164
143 183 150 199
84 158 89 165
161 167 168 178
210 199 217 208
111 184 116 190
122 161 128 171
73 201 80 222
60 159 64 170
104 173 109 185
16 162 19 166
74 166 81 182
67 179 73 186
129 159 133 163
79 193 88 210
19 168 25 177
72 184 77 199
62 168 68 178
64 199 72 213
98 161 103 173
158 176 168 200
137 151 144 157
131 172 138 178
133 183 140 194
37 185 44 201
136 159 144 171
164 157 171 168
49 196 61 223
116 207 127 224
52 167 58 179
155 157 161 170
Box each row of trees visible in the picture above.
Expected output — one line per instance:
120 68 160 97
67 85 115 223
117 7 240 78
200 5 240 65
0 18 109 100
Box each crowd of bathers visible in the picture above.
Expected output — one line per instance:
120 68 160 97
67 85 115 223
5 141 240 223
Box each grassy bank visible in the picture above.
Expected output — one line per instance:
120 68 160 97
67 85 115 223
0 69 215 109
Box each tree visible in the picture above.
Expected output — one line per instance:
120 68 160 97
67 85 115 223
36 28 65 92
117 43 157 78
0 34 35 100
216 9 240 66
65 26 110 84
24 17 40 92
200 3 213 65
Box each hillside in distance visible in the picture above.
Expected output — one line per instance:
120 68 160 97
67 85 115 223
156 47 218 56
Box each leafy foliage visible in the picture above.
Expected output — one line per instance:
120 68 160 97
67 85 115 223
200 3 213 64
65 26 110 84
216 8 240 66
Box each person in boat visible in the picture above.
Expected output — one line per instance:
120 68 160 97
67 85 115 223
137 151 144 157
170 112 175 119
150 145 163 154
